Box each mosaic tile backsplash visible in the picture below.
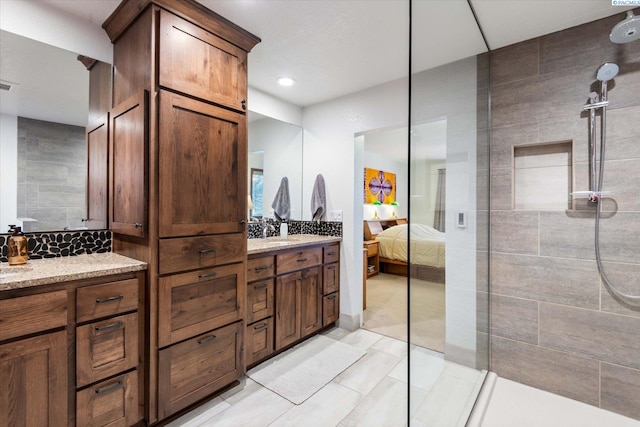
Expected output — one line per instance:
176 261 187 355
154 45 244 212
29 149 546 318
248 220 342 239
0 230 112 263
1 222 339 262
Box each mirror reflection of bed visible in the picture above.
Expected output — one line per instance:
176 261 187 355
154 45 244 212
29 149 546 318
362 218 446 353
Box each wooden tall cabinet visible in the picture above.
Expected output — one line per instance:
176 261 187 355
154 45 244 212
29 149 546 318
102 0 260 423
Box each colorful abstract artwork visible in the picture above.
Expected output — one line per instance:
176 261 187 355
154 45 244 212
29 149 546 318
364 168 396 204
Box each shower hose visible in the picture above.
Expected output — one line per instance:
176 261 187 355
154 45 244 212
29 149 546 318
595 107 640 304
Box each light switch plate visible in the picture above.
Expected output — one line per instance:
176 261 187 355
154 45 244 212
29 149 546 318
330 210 343 221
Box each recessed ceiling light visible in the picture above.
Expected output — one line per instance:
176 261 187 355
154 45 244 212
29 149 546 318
277 77 296 87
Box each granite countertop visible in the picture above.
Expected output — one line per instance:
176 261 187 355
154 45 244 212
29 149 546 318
248 234 341 255
0 253 147 292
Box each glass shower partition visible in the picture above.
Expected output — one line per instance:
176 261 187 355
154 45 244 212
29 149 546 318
407 2 491 423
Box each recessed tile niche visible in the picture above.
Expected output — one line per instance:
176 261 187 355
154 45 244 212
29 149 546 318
513 141 572 210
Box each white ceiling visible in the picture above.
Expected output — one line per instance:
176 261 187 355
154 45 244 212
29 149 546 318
1 0 636 124
38 0 636 106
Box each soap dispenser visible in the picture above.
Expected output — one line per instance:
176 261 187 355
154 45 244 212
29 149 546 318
7 225 28 265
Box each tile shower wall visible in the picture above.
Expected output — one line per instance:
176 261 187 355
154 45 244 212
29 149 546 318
489 9 640 421
17 117 87 232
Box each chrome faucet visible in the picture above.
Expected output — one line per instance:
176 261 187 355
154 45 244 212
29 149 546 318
263 224 275 238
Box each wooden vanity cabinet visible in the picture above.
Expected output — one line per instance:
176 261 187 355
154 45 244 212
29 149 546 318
245 256 276 366
268 243 340 353
323 243 341 325
103 0 259 422
0 291 68 427
0 271 145 427
74 273 145 426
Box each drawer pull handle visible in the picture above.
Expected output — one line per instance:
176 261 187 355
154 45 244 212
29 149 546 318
96 295 124 304
134 223 143 228
327 252 336 256
95 380 123 395
302 275 308 279
254 284 268 290
327 266 336 270
297 258 308 262
199 272 217 279
327 295 337 300
199 249 217 255
254 266 269 272
95 321 123 331
253 323 268 331
198 335 217 345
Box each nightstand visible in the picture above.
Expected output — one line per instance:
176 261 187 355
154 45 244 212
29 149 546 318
363 240 379 278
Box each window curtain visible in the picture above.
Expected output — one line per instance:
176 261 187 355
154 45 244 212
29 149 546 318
433 168 446 232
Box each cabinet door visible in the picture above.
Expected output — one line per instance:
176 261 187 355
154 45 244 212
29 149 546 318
275 271 301 350
76 312 138 387
247 279 275 324
76 370 139 427
323 262 339 295
109 90 148 237
159 9 248 112
159 90 247 237
300 267 322 336
86 115 109 229
158 322 243 420
245 317 274 366
0 331 67 427
323 292 340 326
158 263 245 348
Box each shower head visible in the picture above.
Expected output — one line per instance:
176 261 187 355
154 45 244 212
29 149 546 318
610 10 640 44
596 63 619 81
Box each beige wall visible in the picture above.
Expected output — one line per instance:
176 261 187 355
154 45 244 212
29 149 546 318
489 9 640 421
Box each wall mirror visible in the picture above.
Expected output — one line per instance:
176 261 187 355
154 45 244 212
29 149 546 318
0 30 92 234
0 30 305 233
248 111 303 221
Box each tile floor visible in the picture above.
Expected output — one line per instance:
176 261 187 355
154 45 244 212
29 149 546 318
167 327 485 427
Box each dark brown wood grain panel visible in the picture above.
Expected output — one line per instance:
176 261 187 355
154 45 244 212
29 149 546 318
0 290 67 341
275 271 302 350
323 292 340 326
158 90 247 237
0 331 67 427
86 116 109 230
247 255 275 282
158 233 245 275
76 370 140 426
157 263 245 347
245 317 274 366
323 262 340 295
247 279 274 324
76 278 139 323
300 267 322 336
109 90 149 238
276 247 323 275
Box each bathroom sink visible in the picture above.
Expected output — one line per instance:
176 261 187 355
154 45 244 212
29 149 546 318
0 266 33 279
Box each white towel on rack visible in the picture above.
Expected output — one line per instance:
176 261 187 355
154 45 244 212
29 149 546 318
271 177 291 221
311 174 326 221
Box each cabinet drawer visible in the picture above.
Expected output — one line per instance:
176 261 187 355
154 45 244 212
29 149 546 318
364 241 379 256
247 279 274 324
245 317 274 366
276 247 322 274
76 278 139 323
324 243 340 264
323 292 340 326
247 255 275 282
323 262 340 295
158 322 243 420
76 370 139 427
0 290 67 341
159 9 248 112
159 233 245 275
77 312 138 387
158 263 245 348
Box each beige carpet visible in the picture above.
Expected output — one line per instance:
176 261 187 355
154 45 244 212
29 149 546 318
247 335 365 404
363 273 445 353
